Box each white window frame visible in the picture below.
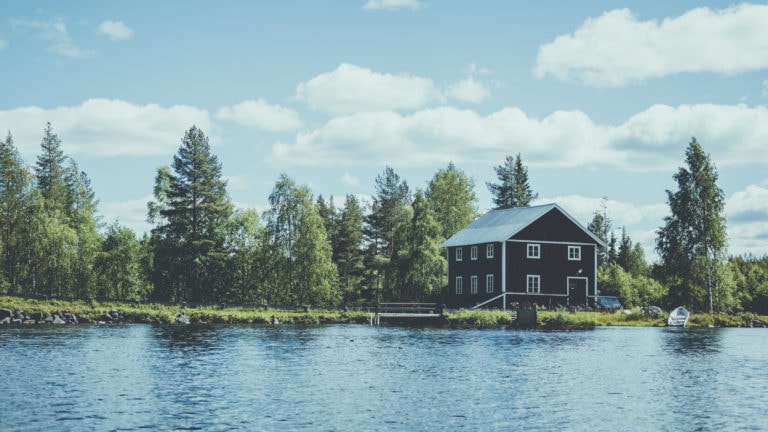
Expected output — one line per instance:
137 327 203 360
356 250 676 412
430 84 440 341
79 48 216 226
568 246 581 261
470 275 478 294
526 275 541 294
455 248 463 262
527 243 541 259
455 276 463 294
486 274 494 293
470 246 478 260
486 244 494 259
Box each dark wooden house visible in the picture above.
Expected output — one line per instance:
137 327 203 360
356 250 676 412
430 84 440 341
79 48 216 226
440 203 605 309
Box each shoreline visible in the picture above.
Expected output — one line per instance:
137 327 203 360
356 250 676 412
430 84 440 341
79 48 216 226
2 296 767 329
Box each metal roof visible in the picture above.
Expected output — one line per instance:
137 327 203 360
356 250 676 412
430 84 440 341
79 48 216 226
440 203 606 248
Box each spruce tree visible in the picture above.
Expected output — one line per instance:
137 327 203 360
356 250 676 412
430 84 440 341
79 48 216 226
487 153 537 209
148 126 233 303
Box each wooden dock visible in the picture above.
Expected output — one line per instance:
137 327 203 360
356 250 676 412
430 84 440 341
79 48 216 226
370 303 443 325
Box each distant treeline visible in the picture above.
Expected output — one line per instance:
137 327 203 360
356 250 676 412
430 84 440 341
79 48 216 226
1 125 767 313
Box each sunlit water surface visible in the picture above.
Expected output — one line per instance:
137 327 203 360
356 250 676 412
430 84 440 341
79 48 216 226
1 324 766 431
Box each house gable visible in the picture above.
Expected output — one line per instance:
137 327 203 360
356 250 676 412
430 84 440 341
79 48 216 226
511 207 596 244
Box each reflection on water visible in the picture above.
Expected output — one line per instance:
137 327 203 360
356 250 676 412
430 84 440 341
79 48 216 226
1 325 766 431
663 327 722 355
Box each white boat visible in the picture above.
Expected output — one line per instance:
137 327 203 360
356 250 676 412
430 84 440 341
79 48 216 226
667 306 690 327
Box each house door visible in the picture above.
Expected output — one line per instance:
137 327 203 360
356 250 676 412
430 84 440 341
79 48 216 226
568 277 588 307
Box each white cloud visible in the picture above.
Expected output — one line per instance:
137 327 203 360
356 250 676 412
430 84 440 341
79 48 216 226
270 102 768 172
100 195 154 236
12 18 94 58
0 99 212 158
534 4 768 87
463 62 492 76
726 185 768 256
341 173 359 186
296 63 443 115
97 20 134 40
216 99 303 132
446 77 490 104
763 80 768 97
362 0 425 11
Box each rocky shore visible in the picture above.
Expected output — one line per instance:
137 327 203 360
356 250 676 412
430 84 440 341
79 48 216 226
0 307 127 325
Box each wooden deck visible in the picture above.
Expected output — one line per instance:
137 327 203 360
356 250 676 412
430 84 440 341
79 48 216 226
370 303 444 325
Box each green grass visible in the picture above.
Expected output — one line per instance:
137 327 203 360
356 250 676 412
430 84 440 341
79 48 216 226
3 296 767 328
0 296 371 325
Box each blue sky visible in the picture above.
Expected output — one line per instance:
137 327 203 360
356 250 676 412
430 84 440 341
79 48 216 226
2 0 768 260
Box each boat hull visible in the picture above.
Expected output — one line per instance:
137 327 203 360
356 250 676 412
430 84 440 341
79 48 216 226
667 307 690 327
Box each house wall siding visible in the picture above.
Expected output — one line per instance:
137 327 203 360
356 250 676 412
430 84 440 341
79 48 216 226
443 207 601 309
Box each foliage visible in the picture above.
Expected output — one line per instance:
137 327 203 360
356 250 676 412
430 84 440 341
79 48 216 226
333 195 366 304
486 153 537 209
391 190 445 301
587 200 612 267
656 138 730 313
425 162 478 240
598 264 666 308
364 166 411 301
148 126 233 303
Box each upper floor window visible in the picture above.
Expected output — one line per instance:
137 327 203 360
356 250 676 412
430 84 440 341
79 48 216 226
471 246 478 260
455 248 463 261
486 274 494 293
527 243 540 259
568 246 581 261
470 275 478 294
526 275 541 294
455 276 463 294
486 244 494 259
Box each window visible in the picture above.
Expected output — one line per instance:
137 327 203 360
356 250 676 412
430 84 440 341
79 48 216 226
486 244 494 259
471 246 478 260
526 275 541 294
527 243 540 259
470 275 478 294
486 274 494 293
568 246 581 261
455 248 463 261
455 276 463 294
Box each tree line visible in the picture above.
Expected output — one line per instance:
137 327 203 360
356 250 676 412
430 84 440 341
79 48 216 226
1 125 767 313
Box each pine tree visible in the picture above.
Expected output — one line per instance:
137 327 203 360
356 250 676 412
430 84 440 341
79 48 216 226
487 153 537 209
656 138 730 313
148 126 233 303
364 166 411 302
587 200 612 268
333 195 365 304
35 122 69 216
395 190 444 301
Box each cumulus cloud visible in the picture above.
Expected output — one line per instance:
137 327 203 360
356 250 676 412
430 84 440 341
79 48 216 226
763 80 768 97
341 173 359 186
0 99 211 158
12 18 94 58
726 185 768 256
97 20 134 40
216 99 303 132
100 195 154 236
362 0 426 11
446 77 490 104
534 4 768 86
296 63 443 115
270 102 768 172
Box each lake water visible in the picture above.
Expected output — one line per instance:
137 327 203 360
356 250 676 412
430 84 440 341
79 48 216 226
1 324 766 431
